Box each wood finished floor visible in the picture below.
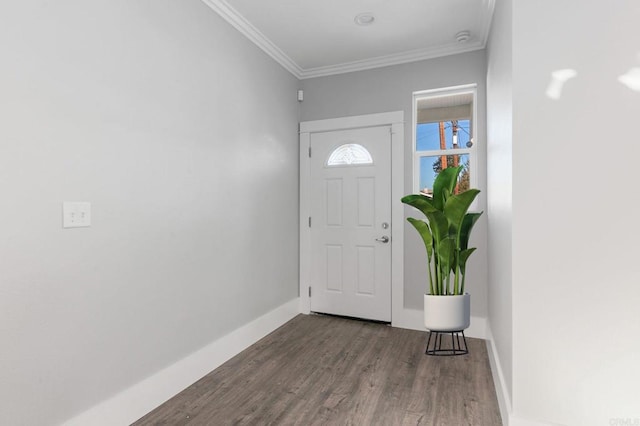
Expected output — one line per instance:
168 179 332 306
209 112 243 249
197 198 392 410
133 314 502 426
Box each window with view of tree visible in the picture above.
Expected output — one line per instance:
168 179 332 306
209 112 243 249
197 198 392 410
413 86 476 198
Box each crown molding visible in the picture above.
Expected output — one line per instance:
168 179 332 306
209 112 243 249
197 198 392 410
201 0 303 78
202 0 496 81
298 42 485 79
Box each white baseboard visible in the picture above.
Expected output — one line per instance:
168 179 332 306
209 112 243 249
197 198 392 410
62 298 300 426
484 325 555 426
62 300 499 426
393 307 487 340
509 416 556 426
485 324 512 426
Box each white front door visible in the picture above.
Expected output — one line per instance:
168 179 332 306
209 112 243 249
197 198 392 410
309 125 392 322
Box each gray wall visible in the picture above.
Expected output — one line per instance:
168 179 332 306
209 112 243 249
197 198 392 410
511 1 640 424
0 1 299 424
486 0 513 404
300 51 489 317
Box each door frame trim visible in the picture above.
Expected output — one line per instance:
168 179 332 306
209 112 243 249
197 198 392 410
299 111 404 325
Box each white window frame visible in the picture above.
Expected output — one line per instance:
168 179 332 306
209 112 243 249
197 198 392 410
412 84 478 196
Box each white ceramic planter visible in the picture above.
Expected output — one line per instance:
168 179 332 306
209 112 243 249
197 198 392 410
424 293 470 332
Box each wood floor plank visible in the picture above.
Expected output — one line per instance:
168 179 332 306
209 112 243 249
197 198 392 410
133 314 502 426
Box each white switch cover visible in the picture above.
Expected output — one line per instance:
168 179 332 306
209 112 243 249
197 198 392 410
63 202 91 228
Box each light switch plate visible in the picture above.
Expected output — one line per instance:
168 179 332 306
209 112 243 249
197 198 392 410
63 202 91 228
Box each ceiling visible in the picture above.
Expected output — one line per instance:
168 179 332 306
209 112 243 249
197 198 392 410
202 0 495 79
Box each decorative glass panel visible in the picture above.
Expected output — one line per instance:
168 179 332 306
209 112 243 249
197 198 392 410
327 143 373 166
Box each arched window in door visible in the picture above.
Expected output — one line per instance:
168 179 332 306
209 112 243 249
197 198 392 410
326 143 373 166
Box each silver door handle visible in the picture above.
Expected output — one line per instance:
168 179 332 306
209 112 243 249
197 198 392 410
375 236 389 243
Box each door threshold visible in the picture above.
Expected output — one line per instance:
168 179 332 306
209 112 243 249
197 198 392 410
310 311 391 325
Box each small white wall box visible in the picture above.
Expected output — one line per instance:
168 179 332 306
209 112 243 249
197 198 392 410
63 202 91 228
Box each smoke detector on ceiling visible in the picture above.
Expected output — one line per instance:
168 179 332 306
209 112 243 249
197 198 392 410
354 13 375 26
455 31 471 43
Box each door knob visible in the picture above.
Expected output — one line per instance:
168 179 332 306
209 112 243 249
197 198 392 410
375 236 390 243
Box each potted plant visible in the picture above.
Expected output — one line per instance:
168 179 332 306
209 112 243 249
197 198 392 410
401 165 482 333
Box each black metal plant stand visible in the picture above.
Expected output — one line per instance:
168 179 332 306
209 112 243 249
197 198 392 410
425 330 468 356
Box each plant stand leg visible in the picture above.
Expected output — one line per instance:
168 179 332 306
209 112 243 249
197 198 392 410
425 330 469 356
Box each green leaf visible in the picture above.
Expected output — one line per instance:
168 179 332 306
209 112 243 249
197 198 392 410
444 189 480 242
458 247 477 294
402 193 449 248
460 212 482 250
432 166 462 210
458 247 477 272
401 194 437 218
407 218 433 259
407 218 435 295
423 210 449 247
437 238 456 294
